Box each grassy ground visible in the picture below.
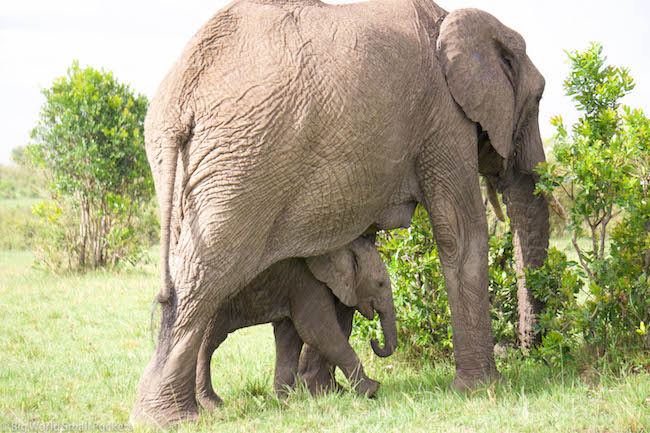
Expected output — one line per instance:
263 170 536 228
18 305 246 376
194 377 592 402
1 248 649 432
2 165 645 431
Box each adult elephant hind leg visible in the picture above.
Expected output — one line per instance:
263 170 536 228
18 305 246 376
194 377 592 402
131 241 246 427
131 260 217 427
420 159 500 392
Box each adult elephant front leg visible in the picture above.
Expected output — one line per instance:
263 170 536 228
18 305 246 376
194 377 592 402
418 137 499 391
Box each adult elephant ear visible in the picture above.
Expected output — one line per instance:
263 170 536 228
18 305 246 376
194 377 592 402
437 8 525 171
306 249 358 308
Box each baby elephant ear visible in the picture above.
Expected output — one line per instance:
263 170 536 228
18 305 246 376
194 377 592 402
306 248 358 307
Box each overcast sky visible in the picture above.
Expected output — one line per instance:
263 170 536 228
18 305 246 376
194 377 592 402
1 0 649 164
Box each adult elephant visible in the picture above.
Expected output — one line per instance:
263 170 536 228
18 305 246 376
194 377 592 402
133 0 550 426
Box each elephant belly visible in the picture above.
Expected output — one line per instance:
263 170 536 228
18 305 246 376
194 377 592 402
369 200 417 232
220 260 297 332
223 291 291 332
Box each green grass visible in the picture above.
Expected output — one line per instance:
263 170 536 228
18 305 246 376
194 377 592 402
0 198 43 209
1 249 648 433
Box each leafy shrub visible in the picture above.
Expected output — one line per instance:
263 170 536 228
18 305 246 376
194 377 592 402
31 198 158 272
537 43 650 361
488 230 519 345
583 208 650 354
28 61 154 271
525 248 583 366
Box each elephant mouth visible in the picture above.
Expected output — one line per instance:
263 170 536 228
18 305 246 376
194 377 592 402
489 164 566 221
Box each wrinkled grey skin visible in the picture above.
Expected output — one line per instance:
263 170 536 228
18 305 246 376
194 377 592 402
195 237 397 410
134 0 549 426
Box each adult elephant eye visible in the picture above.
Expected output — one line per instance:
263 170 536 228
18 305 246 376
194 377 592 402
502 56 513 70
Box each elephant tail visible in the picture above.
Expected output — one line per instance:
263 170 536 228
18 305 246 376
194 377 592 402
150 113 191 304
147 66 195 305
156 141 179 304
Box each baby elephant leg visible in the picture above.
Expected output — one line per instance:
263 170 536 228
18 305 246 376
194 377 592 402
272 318 304 395
297 301 355 394
291 282 379 397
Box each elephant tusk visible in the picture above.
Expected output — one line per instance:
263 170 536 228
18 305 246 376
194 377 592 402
543 192 568 221
486 178 506 222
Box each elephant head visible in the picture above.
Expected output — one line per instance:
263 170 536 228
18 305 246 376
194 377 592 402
437 9 550 350
306 237 397 358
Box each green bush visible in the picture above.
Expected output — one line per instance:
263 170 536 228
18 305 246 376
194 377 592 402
31 198 158 272
536 43 650 362
354 206 522 360
584 207 650 354
28 61 154 271
525 248 583 366
488 230 519 345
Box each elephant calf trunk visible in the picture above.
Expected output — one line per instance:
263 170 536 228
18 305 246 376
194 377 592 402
370 305 398 358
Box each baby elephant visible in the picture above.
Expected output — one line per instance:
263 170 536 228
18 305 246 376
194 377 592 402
196 237 397 410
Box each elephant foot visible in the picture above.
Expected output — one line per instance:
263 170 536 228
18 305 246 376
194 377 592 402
131 333 202 428
197 389 224 411
295 373 344 396
297 348 345 395
353 377 380 398
450 369 504 392
131 390 199 429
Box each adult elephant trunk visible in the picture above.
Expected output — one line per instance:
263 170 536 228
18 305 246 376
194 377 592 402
370 300 398 358
501 170 550 353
